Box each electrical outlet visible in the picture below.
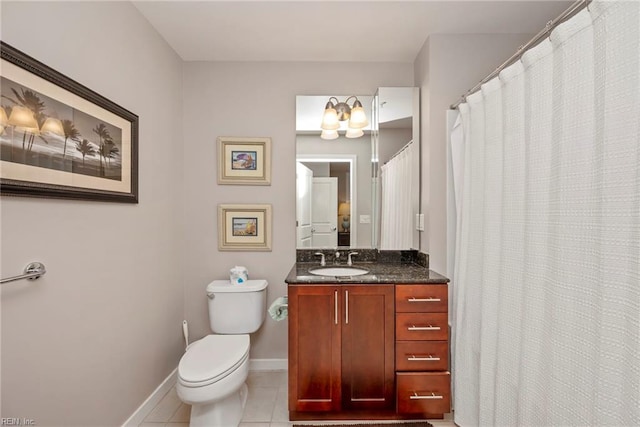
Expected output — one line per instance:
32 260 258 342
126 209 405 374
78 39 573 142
360 215 371 224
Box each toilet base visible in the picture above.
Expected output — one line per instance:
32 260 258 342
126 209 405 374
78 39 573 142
189 382 248 427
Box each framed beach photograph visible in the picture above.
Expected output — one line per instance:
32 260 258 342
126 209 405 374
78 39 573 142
0 42 138 203
218 204 272 251
218 136 271 185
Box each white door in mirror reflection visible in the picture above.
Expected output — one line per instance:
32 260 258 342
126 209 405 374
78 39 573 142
296 163 313 248
311 177 338 247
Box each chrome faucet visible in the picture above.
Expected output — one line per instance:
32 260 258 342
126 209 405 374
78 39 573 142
347 252 359 266
314 252 326 266
334 251 341 264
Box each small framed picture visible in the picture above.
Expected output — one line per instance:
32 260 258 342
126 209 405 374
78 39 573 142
218 136 271 185
218 204 272 251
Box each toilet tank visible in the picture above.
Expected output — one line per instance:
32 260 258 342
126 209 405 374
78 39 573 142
206 279 268 334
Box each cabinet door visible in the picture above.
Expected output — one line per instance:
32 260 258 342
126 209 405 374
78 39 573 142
341 285 395 410
288 286 341 412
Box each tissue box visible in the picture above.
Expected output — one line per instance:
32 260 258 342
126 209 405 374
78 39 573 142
229 266 249 285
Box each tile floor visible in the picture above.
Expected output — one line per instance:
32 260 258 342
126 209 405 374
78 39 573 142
139 371 456 427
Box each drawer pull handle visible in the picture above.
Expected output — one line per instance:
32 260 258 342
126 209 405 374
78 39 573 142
408 325 441 331
345 290 349 324
408 297 441 302
410 392 443 400
408 355 440 361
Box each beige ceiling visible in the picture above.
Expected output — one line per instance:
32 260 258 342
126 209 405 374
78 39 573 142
133 0 573 62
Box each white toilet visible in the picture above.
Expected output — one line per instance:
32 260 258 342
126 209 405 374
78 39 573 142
177 279 268 427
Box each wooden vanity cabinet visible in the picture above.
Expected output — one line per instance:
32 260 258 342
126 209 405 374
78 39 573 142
288 284 395 415
395 284 451 416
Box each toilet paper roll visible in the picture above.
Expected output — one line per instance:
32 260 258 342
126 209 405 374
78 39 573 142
268 296 288 321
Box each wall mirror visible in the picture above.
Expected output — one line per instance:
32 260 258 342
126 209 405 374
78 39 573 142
295 88 419 250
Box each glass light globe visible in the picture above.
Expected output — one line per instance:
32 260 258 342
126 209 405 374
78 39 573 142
320 129 339 140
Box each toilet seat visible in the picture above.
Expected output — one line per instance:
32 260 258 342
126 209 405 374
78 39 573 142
178 335 249 388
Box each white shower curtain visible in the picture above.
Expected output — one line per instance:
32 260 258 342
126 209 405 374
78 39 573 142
451 1 640 426
380 141 416 249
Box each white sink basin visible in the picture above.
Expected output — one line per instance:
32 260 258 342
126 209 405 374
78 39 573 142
308 267 369 277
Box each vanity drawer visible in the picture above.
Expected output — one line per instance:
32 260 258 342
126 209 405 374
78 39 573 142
396 372 451 414
396 313 448 341
396 285 448 313
395 341 448 371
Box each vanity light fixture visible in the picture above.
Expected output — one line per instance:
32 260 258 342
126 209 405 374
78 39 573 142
7 105 38 131
345 128 364 139
6 106 66 137
2 106 70 142
40 117 65 136
320 129 339 140
320 96 369 140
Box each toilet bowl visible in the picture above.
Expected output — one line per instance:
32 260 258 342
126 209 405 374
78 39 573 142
177 334 250 426
176 279 268 427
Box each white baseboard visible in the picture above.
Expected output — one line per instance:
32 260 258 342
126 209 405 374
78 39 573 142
249 358 288 371
121 367 177 427
121 358 287 426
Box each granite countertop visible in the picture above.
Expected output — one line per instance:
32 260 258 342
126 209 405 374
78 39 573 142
285 262 449 285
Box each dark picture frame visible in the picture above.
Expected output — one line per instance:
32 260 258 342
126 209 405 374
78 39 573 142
0 41 139 203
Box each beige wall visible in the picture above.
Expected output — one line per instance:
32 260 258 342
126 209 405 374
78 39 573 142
414 33 533 274
181 61 414 360
1 2 184 425
378 127 413 165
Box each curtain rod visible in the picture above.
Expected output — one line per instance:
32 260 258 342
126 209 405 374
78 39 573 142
450 0 592 110
384 139 414 165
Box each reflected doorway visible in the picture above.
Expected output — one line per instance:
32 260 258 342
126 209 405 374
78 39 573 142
296 156 356 248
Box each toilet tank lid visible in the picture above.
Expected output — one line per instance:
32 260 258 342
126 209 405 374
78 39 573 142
207 279 268 293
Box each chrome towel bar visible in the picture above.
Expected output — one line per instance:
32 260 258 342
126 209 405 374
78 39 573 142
1 262 47 284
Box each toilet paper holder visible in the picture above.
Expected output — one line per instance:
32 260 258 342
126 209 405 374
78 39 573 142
268 296 288 321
